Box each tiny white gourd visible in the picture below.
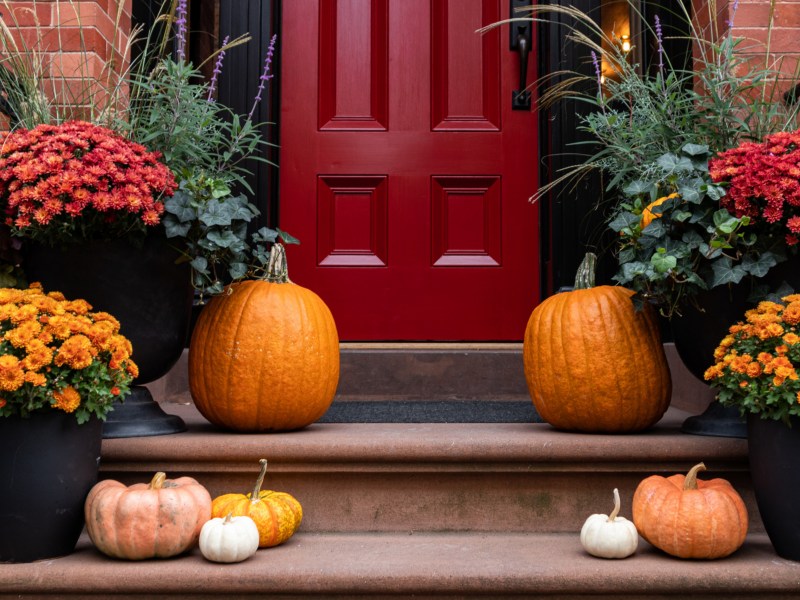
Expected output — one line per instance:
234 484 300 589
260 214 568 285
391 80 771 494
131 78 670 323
580 488 639 559
199 513 260 563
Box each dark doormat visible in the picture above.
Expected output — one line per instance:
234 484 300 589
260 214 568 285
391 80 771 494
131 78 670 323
319 400 542 424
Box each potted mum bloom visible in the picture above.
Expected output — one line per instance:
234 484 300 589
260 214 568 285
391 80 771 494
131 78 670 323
704 295 800 561
0 120 176 243
0 118 191 439
0 283 137 563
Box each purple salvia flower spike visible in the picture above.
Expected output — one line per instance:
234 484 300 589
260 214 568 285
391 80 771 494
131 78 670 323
591 50 602 97
654 14 664 74
175 0 188 62
727 0 740 29
207 35 230 102
248 34 278 122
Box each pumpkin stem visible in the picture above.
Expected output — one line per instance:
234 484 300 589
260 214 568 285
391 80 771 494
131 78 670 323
266 243 291 284
149 472 167 490
684 462 707 490
608 488 621 522
224 512 234 525
573 253 597 290
251 459 268 500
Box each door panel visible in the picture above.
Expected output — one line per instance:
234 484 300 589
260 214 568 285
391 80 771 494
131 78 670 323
280 0 539 340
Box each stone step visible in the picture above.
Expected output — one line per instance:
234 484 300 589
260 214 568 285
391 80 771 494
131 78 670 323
98 403 759 534
149 342 716 415
2 531 799 599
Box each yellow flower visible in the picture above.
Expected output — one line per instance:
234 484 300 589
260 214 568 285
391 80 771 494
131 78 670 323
4 320 42 348
783 302 800 326
21 339 53 371
54 335 95 370
10 304 38 324
52 386 81 413
0 355 24 392
784 332 800 345
23 371 46 387
746 362 763 378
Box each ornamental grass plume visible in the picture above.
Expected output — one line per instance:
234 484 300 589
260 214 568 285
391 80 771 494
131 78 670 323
705 295 800 424
0 121 177 245
0 283 137 423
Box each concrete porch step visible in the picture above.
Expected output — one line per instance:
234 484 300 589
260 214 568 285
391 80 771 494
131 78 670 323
98 403 758 534
3 531 799 599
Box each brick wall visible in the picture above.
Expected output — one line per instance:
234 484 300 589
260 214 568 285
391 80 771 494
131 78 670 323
729 0 800 80
0 0 132 122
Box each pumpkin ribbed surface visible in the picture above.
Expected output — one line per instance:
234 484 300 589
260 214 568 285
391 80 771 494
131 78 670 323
84 473 212 560
522 284 671 432
189 278 339 431
632 463 748 559
212 490 303 548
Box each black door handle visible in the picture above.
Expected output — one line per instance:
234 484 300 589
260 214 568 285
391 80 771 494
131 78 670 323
509 1 532 110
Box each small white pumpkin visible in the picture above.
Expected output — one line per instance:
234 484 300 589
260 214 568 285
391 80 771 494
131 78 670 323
199 513 260 563
580 488 639 559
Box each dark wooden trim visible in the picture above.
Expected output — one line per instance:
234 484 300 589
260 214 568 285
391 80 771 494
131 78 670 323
536 0 609 297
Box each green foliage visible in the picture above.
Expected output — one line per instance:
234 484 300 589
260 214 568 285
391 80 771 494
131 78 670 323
163 177 297 298
486 1 799 317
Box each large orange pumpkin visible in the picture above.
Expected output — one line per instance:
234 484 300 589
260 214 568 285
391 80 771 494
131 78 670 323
84 472 212 560
189 243 339 431
211 459 303 548
523 253 671 432
632 462 748 559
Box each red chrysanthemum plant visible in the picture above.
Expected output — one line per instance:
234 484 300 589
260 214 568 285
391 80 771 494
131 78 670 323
0 120 177 245
709 129 800 249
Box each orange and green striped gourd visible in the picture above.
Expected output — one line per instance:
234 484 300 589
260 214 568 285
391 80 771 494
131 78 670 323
211 459 303 548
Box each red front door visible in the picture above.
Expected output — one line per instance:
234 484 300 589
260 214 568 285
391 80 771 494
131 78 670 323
280 0 539 340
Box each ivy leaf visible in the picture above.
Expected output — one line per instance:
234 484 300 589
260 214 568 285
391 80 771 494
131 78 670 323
162 215 192 238
650 250 677 274
623 180 653 196
199 199 234 227
277 228 301 245
713 209 741 234
681 143 710 157
608 211 639 232
253 227 280 243
228 262 248 280
190 256 209 273
741 253 778 278
710 258 747 286
164 192 197 222
206 229 241 249
656 153 694 173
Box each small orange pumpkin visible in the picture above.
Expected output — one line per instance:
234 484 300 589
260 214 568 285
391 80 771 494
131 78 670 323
84 472 212 560
632 462 748 559
211 459 303 548
523 253 671 432
189 243 339 432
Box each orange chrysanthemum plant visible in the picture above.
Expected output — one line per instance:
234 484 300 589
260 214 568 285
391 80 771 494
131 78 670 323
0 120 177 245
0 284 137 424
705 295 800 425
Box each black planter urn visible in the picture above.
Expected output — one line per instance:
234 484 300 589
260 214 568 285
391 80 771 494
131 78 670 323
673 258 800 438
0 411 102 562
23 235 192 438
671 283 750 438
747 414 800 561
